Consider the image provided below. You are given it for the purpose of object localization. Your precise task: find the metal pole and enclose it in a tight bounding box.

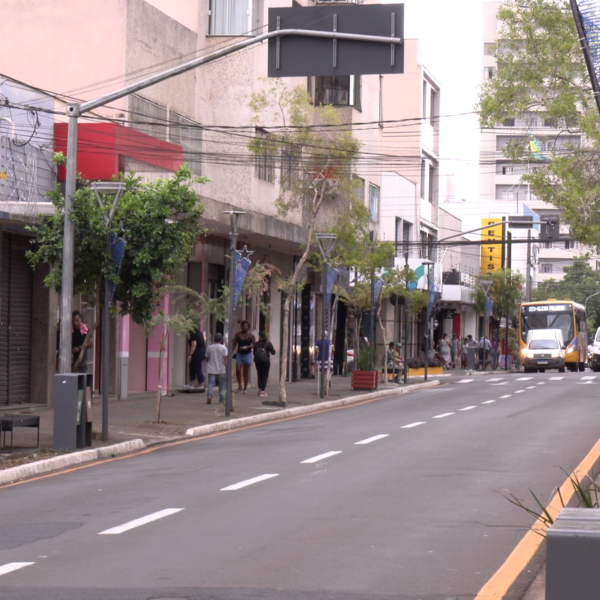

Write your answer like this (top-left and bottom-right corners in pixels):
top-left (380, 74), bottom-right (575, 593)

top-left (526, 229), bottom-right (532, 302)
top-left (225, 214), bottom-right (238, 417)
top-left (59, 114), bottom-right (78, 374)
top-left (403, 252), bottom-right (409, 385)
top-left (424, 267), bottom-right (430, 382)
top-left (320, 261), bottom-right (327, 399)
top-left (483, 306), bottom-right (488, 373)
top-left (370, 271), bottom-right (375, 371)
top-left (102, 234), bottom-right (110, 441)
top-left (393, 292), bottom-right (398, 384)
top-left (505, 312), bottom-right (510, 372)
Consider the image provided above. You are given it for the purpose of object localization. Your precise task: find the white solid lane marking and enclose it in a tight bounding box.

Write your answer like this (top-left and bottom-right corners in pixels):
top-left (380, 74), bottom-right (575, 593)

top-left (500, 394), bottom-right (512, 399)
top-left (549, 376), bottom-right (564, 381)
top-left (300, 451), bottom-right (342, 464)
top-left (0, 563), bottom-right (35, 577)
top-left (459, 406), bottom-right (477, 411)
top-left (482, 400), bottom-right (496, 404)
top-left (401, 422), bottom-right (426, 429)
top-left (516, 377), bottom-right (533, 381)
top-left (100, 508), bottom-right (184, 534)
top-left (355, 434), bottom-right (389, 445)
top-left (491, 382), bottom-right (509, 386)
top-left (582, 376), bottom-right (596, 380)
top-left (488, 378), bottom-right (503, 382)
top-left (433, 412), bottom-right (455, 419)
top-left (221, 474), bottom-right (279, 490)
top-left (458, 379), bottom-right (474, 383)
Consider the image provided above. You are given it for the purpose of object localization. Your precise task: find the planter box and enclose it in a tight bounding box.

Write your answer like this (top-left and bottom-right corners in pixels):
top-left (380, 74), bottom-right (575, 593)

top-left (408, 367), bottom-right (443, 377)
top-left (351, 370), bottom-right (379, 390)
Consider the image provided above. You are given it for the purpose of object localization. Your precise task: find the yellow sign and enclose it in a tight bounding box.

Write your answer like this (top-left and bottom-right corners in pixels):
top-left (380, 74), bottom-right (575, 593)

top-left (480, 218), bottom-right (503, 273)
top-left (0, 172), bottom-right (7, 180)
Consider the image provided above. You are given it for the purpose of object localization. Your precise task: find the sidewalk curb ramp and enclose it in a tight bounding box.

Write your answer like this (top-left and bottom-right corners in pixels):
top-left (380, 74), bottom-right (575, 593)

top-left (0, 439), bottom-right (146, 486)
top-left (185, 380), bottom-right (440, 437)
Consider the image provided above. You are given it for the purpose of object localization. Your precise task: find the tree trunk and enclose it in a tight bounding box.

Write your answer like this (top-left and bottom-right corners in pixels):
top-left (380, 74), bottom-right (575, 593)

top-left (156, 332), bottom-right (167, 423)
top-left (278, 189), bottom-right (324, 404)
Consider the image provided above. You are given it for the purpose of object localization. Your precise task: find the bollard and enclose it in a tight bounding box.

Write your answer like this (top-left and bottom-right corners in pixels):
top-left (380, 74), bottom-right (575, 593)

top-left (546, 508), bottom-right (600, 600)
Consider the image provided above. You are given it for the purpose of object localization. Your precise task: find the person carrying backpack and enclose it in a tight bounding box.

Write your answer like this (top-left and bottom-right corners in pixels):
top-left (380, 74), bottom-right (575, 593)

top-left (254, 331), bottom-right (276, 397)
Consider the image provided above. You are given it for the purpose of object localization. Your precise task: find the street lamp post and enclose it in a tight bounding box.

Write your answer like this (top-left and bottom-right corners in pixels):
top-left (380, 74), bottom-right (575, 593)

top-left (403, 252), bottom-right (409, 385)
top-left (422, 259), bottom-right (434, 382)
top-left (224, 210), bottom-right (245, 417)
top-left (316, 233), bottom-right (337, 399)
top-left (480, 279), bottom-right (492, 372)
top-left (585, 291), bottom-right (600, 310)
top-left (91, 181), bottom-right (126, 442)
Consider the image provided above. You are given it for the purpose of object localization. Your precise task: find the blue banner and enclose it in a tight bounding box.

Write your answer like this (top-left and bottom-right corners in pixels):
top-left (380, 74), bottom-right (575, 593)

top-left (232, 250), bottom-right (251, 311)
top-left (484, 297), bottom-right (494, 321)
top-left (325, 267), bottom-right (339, 331)
top-left (428, 285), bottom-right (438, 316)
top-left (108, 233), bottom-right (126, 307)
top-left (371, 279), bottom-right (384, 314)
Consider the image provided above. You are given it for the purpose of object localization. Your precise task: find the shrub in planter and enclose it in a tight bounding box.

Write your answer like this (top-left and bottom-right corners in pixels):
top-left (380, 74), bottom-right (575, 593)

top-left (407, 356), bottom-right (442, 369)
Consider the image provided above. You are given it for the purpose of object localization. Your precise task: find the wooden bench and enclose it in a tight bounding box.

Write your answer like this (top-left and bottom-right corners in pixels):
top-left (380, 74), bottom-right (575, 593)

top-left (0, 415), bottom-right (41, 453)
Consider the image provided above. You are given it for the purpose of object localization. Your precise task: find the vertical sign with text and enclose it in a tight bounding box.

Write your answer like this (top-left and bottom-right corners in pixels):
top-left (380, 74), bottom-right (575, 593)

top-left (480, 218), bottom-right (503, 273)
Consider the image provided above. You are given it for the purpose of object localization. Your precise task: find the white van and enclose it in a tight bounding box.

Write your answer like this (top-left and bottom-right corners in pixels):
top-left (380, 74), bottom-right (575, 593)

top-left (523, 329), bottom-right (566, 373)
top-left (526, 328), bottom-right (565, 348)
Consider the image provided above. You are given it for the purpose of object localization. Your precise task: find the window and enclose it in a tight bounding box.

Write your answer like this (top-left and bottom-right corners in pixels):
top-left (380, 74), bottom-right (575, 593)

top-left (169, 112), bottom-right (203, 176)
top-left (502, 166), bottom-right (514, 175)
top-left (402, 221), bottom-right (412, 256)
top-left (368, 183), bottom-right (379, 223)
top-left (420, 159), bottom-right (426, 199)
top-left (255, 129), bottom-right (275, 183)
top-left (354, 176), bottom-right (365, 203)
top-left (484, 43), bottom-right (496, 55)
top-left (484, 67), bottom-right (496, 80)
top-left (422, 80), bottom-right (427, 118)
top-left (428, 165), bottom-right (436, 204)
top-left (280, 150), bottom-right (299, 190)
top-left (540, 264), bottom-right (553, 274)
top-left (209, 0), bottom-right (251, 35)
top-left (312, 75), bottom-right (361, 109)
top-left (395, 218), bottom-right (402, 251)
top-left (565, 240), bottom-right (577, 250)
top-left (419, 231), bottom-right (428, 259)
top-left (429, 88), bottom-right (437, 125)
top-left (502, 118), bottom-right (515, 126)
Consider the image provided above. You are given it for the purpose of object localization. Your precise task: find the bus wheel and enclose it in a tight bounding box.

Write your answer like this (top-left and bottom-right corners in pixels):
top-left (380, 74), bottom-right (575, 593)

top-left (579, 362), bottom-right (586, 371)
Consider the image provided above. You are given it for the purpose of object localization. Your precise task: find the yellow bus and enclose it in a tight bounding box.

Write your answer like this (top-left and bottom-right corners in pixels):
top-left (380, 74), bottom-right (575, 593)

top-left (519, 300), bottom-right (587, 371)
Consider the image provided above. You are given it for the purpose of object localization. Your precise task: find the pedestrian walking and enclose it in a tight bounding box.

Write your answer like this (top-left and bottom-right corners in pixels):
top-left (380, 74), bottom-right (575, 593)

top-left (71, 310), bottom-right (93, 373)
top-left (205, 333), bottom-right (228, 404)
top-left (254, 331), bottom-right (276, 397)
top-left (186, 327), bottom-right (206, 390)
top-left (451, 334), bottom-right (458, 369)
top-left (233, 320), bottom-right (256, 394)
top-left (438, 333), bottom-right (451, 370)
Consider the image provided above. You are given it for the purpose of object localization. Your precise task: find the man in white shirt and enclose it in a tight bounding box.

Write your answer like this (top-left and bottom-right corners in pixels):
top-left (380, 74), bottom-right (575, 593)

top-left (205, 333), bottom-right (228, 404)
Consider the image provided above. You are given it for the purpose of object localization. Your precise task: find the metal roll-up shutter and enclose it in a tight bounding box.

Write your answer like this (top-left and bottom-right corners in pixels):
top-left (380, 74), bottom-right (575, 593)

top-left (7, 235), bottom-right (33, 404)
top-left (0, 234), bottom-right (9, 404)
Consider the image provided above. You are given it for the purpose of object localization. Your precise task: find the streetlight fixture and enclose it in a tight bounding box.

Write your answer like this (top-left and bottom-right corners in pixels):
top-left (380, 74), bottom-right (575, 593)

top-left (224, 210), bottom-right (246, 417)
top-left (585, 291), bottom-right (600, 310)
top-left (421, 258), bottom-right (435, 382)
top-left (316, 233), bottom-right (337, 399)
top-left (480, 279), bottom-right (493, 371)
top-left (91, 181), bottom-right (127, 442)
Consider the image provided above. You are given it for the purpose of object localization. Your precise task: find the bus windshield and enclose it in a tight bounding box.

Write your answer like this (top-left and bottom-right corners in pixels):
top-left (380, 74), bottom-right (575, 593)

top-left (521, 305), bottom-right (574, 344)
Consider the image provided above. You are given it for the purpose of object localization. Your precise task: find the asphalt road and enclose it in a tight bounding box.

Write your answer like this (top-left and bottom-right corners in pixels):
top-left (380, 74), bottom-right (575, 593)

top-left (1, 371), bottom-right (600, 600)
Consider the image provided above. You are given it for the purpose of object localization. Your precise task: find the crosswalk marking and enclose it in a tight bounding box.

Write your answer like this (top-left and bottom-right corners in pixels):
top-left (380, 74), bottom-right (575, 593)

top-left (516, 377), bottom-right (533, 381)
top-left (458, 379), bottom-right (474, 383)
top-left (582, 376), bottom-right (596, 380)
top-left (0, 562), bottom-right (35, 577)
top-left (549, 377), bottom-right (564, 381)
top-left (491, 382), bottom-right (508, 386)
top-left (488, 378), bottom-right (503, 382)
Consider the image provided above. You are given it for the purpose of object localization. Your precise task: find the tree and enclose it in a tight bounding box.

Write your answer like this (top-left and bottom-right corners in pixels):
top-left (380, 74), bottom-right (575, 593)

top-left (478, 0), bottom-right (600, 248)
top-left (249, 80), bottom-right (361, 404)
top-left (534, 257), bottom-right (600, 329)
top-left (472, 269), bottom-right (525, 320)
top-left (27, 164), bottom-right (206, 367)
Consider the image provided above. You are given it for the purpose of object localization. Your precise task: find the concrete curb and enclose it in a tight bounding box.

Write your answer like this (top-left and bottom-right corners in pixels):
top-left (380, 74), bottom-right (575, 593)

top-left (185, 380), bottom-right (440, 438)
top-left (0, 439), bottom-right (146, 486)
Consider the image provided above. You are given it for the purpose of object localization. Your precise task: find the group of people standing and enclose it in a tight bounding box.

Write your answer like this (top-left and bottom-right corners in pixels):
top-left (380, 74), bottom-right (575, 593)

top-left (186, 320), bottom-right (276, 403)
top-left (434, 333), bottom-right (499, 370)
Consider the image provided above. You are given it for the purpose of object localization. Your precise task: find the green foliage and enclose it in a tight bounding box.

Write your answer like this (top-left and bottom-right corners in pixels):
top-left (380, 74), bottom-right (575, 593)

top-left (27, 166), bottom-right (207, 327)
top-left (534, 257), bottom-right (600, 329)
top-left (355, 345), bottom-right (379, 371)
top-left (477, 0), bottom-right (600, 249)
top-left (472, 269), bottom-right (525, 317)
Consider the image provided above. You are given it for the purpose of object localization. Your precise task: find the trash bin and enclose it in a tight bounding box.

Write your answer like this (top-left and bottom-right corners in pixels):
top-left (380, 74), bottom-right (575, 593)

top-left (53, 373), bottom-right (93, 450)
top-left (466, 347), bottom-right (477, 371)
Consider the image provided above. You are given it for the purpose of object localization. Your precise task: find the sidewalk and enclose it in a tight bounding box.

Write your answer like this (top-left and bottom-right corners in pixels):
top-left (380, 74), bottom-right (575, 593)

top-left (0, 373), bottom-right (438, 464)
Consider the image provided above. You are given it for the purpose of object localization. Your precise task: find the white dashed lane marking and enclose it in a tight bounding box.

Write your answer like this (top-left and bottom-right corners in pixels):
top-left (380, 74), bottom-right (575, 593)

top-left (355, 434), bottom-right (389, 445)
top-left (549, 376), bottom-right (564, 381)
top-left (515, 390), bottom-right (526, 394)
top-left (500, 395), bottom-right (512, 399)
top-left (458, 379), bottom-right (474, 383)
top-left (526, 386), bottom-right (536, 390)
top-left (488, 378), bottom-right (503, 382)
top-left (582, 376), bottom-right (596, 380)
top-left (490, 382), bottom-right (509, 386)
top-left (401, 422), bottom-right (426, 429)
top-left (537, 382), bottom-right (546, 385)
top-left (432, 412), bottom-right (455, 419)
top-left (0, 563), bottom-right (35, 577)
top-left (459, 406), bottom-right (477, 411)
top-left (221, 474), bottom-right (279, 490)
top-left (482, 400), bottom-right (496, 404)
top-left (99, 508), bottom-right (184, 534)
top-left (300, 451), bottom-right (342, 464)
top-left (516, 377), bottom-right (533, 381)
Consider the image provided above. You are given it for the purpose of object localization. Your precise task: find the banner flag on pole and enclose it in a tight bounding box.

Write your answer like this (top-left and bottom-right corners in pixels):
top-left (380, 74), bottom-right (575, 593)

top-left (325, 267), bottom-right (339, 331)
top-left (371, 279), bottom-right (384, 314)
top-left (484, 297), bottom-right (494, 322)
top-left (428, 285), bottom-right (438, 316)
top-left (108, 233), bottom-right (126, 307)
top-left (232, 250), bottom-right (252, 311)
